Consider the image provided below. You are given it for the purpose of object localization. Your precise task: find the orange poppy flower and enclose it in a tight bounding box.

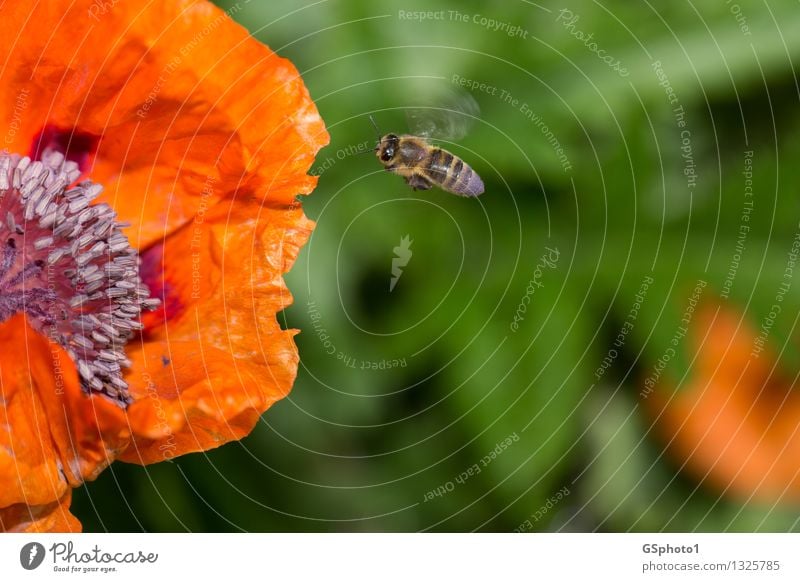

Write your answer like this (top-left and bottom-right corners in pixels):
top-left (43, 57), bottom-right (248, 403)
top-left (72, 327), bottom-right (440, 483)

top-left (646, 301), bottom-right (800, 503)
top-left (0, 0), bottom-right (328, 532)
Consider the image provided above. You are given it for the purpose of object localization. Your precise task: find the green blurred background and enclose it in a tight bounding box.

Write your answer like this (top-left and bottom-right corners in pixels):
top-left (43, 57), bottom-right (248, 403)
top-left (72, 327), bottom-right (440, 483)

top-left (74, 0), bottom-right (800, 531)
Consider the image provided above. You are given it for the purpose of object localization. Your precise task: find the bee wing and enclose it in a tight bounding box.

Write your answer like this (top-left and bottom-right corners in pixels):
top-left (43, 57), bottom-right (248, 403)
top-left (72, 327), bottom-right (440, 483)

top-left (405, 86), bottom-right (480, 141)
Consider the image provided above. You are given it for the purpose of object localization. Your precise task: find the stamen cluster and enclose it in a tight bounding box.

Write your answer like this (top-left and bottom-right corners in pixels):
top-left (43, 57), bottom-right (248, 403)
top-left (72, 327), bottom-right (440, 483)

top-left (0, 151), bottom-right (159, 406)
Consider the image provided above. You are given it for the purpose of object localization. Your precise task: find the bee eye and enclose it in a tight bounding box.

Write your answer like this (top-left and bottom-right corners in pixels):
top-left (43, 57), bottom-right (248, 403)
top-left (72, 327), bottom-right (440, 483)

top-left (381, 149), bottom-right (393, 162)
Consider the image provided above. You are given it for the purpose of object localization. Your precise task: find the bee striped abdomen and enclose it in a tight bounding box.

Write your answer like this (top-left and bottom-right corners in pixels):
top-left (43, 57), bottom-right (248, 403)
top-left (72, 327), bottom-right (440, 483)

top-left (444, 159), bottom-right (463, 191)
top-left (425, 147), bottom-right (484, 197)
top-left (376, 132), bottom-right (484, 197)
top-left (424, 148), bottom-right (452, 182)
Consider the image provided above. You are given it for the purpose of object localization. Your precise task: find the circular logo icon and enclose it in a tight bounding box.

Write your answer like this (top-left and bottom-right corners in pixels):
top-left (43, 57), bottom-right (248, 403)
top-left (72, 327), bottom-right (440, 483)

top-left (19, 542), bottom-right (46, 570)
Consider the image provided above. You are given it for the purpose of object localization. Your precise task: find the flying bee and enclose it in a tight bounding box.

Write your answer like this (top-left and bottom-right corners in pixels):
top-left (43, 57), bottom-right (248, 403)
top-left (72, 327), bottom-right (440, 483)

top-left (374, 130), bottom-right (484, 197)
top-left (371, 89), bottom-right (484, 197)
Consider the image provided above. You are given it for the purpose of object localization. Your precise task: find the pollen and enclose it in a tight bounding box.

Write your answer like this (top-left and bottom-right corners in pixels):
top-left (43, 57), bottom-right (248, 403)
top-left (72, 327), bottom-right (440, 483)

top-left (0, 150), bottom-right (159, 406)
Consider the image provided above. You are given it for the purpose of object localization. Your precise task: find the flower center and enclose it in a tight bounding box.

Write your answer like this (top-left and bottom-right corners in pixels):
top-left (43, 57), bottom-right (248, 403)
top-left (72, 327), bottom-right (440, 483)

top-left (0, 150), bottom-right (159, 407)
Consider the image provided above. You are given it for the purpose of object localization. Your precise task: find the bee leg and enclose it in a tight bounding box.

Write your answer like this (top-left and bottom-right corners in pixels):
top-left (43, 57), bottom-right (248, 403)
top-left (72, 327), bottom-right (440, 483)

top-left (405, 174), bottom-right (433, 191)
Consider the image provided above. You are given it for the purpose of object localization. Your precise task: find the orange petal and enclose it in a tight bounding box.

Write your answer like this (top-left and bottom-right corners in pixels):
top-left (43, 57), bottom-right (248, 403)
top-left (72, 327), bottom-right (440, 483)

top-left (0, 0), bottom-right (328, 249)
top-left (0, 490), bottom-right (81, 533)
top-left (647, 304), bottom-right (800, 502)
top-left (0, 0), bottom-right (328, 526)
top-left (119, 199), bottom-right (312, 463)
top-left (0, 316), bottom-right (128, 530)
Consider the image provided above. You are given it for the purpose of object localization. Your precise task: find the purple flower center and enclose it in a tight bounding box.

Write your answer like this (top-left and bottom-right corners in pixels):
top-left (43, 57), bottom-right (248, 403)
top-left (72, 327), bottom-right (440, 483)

top-left (30, 125), bottom-right (99, 173)
top-left (0, 150), bottom-right (159, 406)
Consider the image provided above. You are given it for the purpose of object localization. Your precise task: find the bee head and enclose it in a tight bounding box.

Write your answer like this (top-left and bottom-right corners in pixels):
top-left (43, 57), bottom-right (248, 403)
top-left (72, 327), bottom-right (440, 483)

top-left (376, 134), bottom-right (399, 165)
